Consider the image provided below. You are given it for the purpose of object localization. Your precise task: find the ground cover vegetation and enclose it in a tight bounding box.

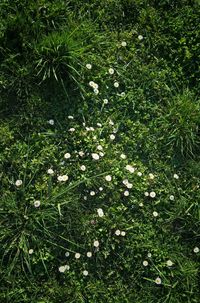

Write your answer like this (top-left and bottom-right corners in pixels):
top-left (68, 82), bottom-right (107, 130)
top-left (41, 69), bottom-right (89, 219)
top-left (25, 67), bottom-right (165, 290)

top-left (0, 0), bottom-right (200, 302)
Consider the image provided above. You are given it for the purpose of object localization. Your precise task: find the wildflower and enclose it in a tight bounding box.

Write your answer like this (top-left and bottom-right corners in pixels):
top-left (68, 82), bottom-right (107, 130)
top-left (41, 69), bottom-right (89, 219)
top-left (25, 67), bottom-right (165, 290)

top-left (92, 153), bottom-right (100, 160)
top-left (97, 208), bottom-right (104, 217)
top-left (48, 119), bottom-right (54, 125)
top-left (115, 229), bottom-right (121, 236)
top-left (65, 252), bottom-right (70, 257)
top-left (137, 172), bottom-right (142, 177)
top-left (94, 88), bottom-right (99, 95)
top-left (124, 190), bottom-right (129, 196)
top-left (149, 173), bottom-right (154, 179)
top-left (80, 165), bottom-right (86, 171)
top-left (109, 68), bottom-right (114, 75)
top-left (121, 92), bottom-right (125, 97)
top-left (68, 115), bottom-right (74, 119)
top-left (150, 191), bottom-right (156, 198)
top-left (75, 253), bottom-right (81, 259)
top-left (110, 134), bottom-right (115, 140)
top-left (103, 99), bottom-right (108, 104)
top-left (83, 270), bottom-right (89, 276)
top-left (90, 191), bottom-right (95, 196)
top-left (69, 128), bottom-right (75, 132)
top-left (114, 81), bottom-right (119, 88)
top-left (139, 202), bottom-right (144, 207)
top-left (121, 41), bottom-right (127, 47)
top-left (155, 277), bottom-right (162, 285)
top-left (166, 260), bottom-right (173, 267)
top-left (62, 175), bottom-right (69, 181)
top-left (87, 252), bottom-right (92, 258)
top-left (28, 249), bottom-right (34, 255)
top-left (93, 240), bottom-right (99, 247)
top-left (15, 179), bottom-right (23, 187)
top-left (99, 187), bottom-right (103, 191)
top-left (121, 231), bottom-right (126, 236)
top-left (47, 168), bottom-right (54, 175)
top-left (169, 195), bottom-right (174, 201)
top-left (173, 174), bottom-right (179, 179)
top-left (57, 175), bottom-right (63, 182)
top-left (86, 64), bottom-right (92, 69)
top-left (153, 211), bottom-right (158, 217)
top-left (193, 247), bottom-right (199, 253)
top-left (143, 260), bottom-right (148, 267)
top-left (64, 153), bottom-right (71, 159)
top-left (126, 182), bottom-right (133, 189)
top-left (89, 81), bottom-right (95, 87)
top-left (34, 200), bottom-right (41, 208)
top-left (144, 192), bottom-right (149, 197)
top-left (125, 164), bottom-right (135, 173)
top-left (97, 145), bottom-right (103, 151)
top-left (105, 175), bottom-right (112, 182)
top-left (84, 196), bottom-right (87, 200)
top-left (79, 151), bottom-right (85, 157)
top-left (120, 153), bottom-right (126, 159)
top-left (138, 35), bottom-right (143, 40)
top-left (97, 123), bottom-right (102, 127)
top-left (59, 265), bottom-right (70, 273)
top-left (93, 83), bottom-right (98, 89)
top-left (147, 252), bottom-right (152, 258)
top-left (123, 179), bottom-right (129, 186)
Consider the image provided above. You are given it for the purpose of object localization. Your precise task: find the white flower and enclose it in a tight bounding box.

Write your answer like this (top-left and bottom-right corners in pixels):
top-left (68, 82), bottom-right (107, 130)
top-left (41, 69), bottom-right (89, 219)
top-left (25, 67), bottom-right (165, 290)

top-left (125, 164), bottom-right (135, 173)
top-left (173, 174), bottom-right (179, 179)
top-left (153, 211), bottom-right (158, 217)
top-left (143, 260), bottom-right (148, 267)
top-left (97, 123), bottom-right (102, 127)
top-left (68, 115), bottom-right (74, 119)
top-left (64, 153), bottom-right (71, 159)
top-left (126, 183), bottom-right (133, 189)
top-left (137, 172), bottom-right (142, 177)
top-left (114, 81), bottom-right (119, 88)
top-left (34, 200), bottom-right (40, 208)
top-left (93, 240), bottom-right (99, 247)
top-left (62, 175), bottom-right (69, 181)
top-left (90, 191), bottom-right (95, 196)
top-left (93, 83), bottom-right (98, 89)
top-left (28, 249), bottom-right (34, 255)
top-left (99, 152), bottom-right (104, 157)
top-left (86, 64), bottom-right (92, 69)
top-left (139, 202), bottom-right (144, 207)
top-left (169, 195), bottom-right (174, 201)
top-left (121, 231), bottom-right (126, 236)
top-left (48, 119), bottom-right (54, 125)
top-left (150, 191), bottom-right (156, 198)
top-left (105, 175), bottom-right (112, 182)
top-left (147, 252), bottom-right (152, 258)
top-left (124, 190), bottom-right (129, 196)
top-left (83, 196), bottom-right (87, 200)
top-left (79, 151), bottom-right (85, 157)
top-left (166, 260), bottom-right (173, 267)
top-left (122, 179), bottom-right (129, 186)
top-left (121, 41), bottom-right (127, 47)
top-left (69, 128), bottom-right (75, 132)
top-left (109, 68), bottom-right (114, 75)
top-left (110, 134), bottom-right (115, 140)
top-left (87, 252), bottom-right (92, 258)
top-left (89, 81), bottom-right (95, 87)
top-left (57, 175), bottom-right (63, 182)
top-left (155, 277), bottom-right (162, 285)
top-left (138, 35), bottom-right (143, 40)
top-left (80, 165), bottom-right (86, 171)
top-left (65, 252), bottom-right (70, 257)
top-left (97, 145), bottom-right (103, 151)
top-left (99, 187), bottom-right (103, 191)
top-left (193, 247), bottom-right (199, 253)
top-left (121, 92), bottom-right (125, 97)
top-left (75, 253), bottom-right (81, 259)
top-left (83, 270), bottom-right (89, 276)
top-left (47, 168), bottom-right (54, 175)
top-left (103, 99), bottom-right (108, 104)
top-left (59, 265), bottom-right (70, 273)
top-left (120, 153), bottom-right (126, 159)
top-left (115, 229), bottom-right (121, 236)
top-left (149, 173), bottom-right (154, 179)
top-left (144, 192), bottom-right (149, 197)
top-left (97, 208), bottom-right (104, 217)
top-left (94, 88), bottom-right (99, 95)
top-left (15, 179), bottom-right (23, 187)
top-left (92, 153), bottom-right (100, 160)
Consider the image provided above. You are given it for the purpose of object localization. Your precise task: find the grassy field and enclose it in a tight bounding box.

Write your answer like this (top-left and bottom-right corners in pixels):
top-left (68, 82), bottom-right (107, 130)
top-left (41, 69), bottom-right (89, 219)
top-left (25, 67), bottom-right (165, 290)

top-left (0, 1), bottom-right (200, 302)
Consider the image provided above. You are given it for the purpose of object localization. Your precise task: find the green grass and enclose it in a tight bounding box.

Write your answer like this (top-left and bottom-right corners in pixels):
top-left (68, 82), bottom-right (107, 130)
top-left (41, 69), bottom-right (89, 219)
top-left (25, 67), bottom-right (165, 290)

top-left (0, 1), bottom-right (200, 302)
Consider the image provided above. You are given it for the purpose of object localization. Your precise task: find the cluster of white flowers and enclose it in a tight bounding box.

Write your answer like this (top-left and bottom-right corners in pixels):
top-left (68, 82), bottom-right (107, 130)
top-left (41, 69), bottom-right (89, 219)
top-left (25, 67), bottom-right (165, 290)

top-left (89, 81), bottom-right (99, 94)
top-left (115, 229), bottom-right (126, 236)
top-left (91, 153), bottom-right (100, 160)
top-left (125, 164), bottom-right (135, 173)
top-left (59, 265), bottom-right (70, 273)
top-left (57, 175), bottom-right (69, 182)
top-left (97, 208), bottom-right (104, 217)
top-left (122, 179), bottom-right (133, 189)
